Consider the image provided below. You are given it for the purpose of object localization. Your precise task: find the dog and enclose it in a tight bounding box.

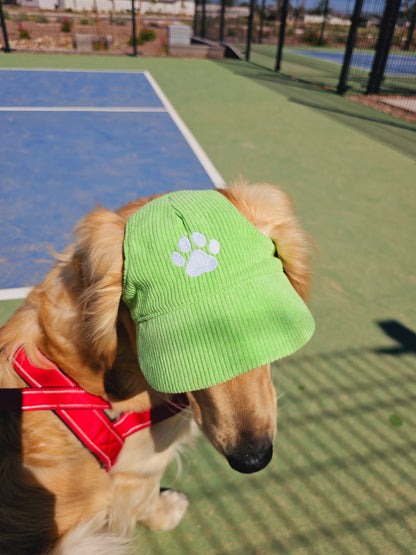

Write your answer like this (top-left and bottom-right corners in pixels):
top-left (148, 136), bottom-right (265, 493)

top-left (0, 181), bottom-right (313, 554)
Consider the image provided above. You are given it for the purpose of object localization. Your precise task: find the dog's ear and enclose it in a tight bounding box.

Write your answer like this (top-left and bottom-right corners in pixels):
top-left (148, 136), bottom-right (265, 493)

top-left (72, 196), bottom-right (163, 370)
top-left (220, 182), bottom-right (313, 301)
top-left (73, 207), bottom-right (126, 368)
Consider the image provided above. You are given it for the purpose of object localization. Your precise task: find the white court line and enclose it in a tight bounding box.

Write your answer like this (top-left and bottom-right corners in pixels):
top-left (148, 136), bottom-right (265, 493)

top-left (0, 107), bottom-right (167, 112)
top-left (0, 69), bottom-right (225, 187)
top-left (144, 71), bottom-right (225, 189)
top-left (0, 68), bottom-right (151, 74)
top-left (0, 287), bottom-right (32, 301)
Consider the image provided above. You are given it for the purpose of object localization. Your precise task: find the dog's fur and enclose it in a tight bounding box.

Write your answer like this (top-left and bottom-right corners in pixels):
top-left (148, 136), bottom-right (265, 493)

top-left (0, 182), bottom-right (312, 554)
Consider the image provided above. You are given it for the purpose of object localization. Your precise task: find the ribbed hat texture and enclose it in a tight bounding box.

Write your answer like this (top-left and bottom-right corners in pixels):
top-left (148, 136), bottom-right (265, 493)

top-left (122, 190), bottom-right (315, 393)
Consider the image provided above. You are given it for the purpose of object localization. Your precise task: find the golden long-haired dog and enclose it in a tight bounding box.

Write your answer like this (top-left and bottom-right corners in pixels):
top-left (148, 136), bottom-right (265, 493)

top-left (0, 182), bottom-right (312, 554)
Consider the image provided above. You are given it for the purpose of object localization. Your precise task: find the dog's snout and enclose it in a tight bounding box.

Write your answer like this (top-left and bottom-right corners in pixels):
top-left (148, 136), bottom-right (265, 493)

top-left (226, 442), bottom-right (273, 474)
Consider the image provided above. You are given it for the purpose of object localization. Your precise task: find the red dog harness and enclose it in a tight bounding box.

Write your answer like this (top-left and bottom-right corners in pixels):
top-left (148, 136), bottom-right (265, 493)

top-left (0, 349), bottom-right (188, 471)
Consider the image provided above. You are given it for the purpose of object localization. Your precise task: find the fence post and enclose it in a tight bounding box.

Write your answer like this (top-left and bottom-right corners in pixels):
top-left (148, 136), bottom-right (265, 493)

top-left (337, 0), bottom-right (363, 94)
top-left (193, 0), bottom-right (198, 36)
top-left (318, 0), bottom-right (329, 46)
top-left (131, 0), bottom-right (137, 55)
top-left (0, 0), bottom-right (11, 52)
top-left (200, 0), bottom-right (206, 38)
top-left (259, 0), bottom-right (266, 44)
top-left (367, 0), bottom-right (401, 94)
top-left (245, 0), bottom-right (255, 61)
top-left (275, 0), bottom-right (289, 71)
top-left (219, 0), bottom-right (226, 42)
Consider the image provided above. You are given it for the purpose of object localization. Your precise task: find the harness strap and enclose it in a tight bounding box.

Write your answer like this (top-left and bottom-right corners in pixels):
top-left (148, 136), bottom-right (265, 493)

top-left (4, 348), bottom-right (188, 471)
top-left (0, 387), bottom-right (111, 411)
top-left (113, 400), bottom-right (188, 439)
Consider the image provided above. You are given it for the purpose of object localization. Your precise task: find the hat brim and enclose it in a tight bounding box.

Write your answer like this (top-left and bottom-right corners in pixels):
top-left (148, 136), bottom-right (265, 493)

top-left (136, 269), bottom-right (315, 393)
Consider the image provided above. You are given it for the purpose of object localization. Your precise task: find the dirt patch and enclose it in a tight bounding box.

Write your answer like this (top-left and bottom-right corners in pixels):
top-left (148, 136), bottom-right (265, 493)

top-left (349, 94), bottom-right (416, 124)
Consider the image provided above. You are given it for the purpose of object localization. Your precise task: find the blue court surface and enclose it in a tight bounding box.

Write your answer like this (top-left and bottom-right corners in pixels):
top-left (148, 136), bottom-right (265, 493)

top-left (292, 49), bottom-right (416, 76)
top-left (0, 69), bottom-right (223, 295)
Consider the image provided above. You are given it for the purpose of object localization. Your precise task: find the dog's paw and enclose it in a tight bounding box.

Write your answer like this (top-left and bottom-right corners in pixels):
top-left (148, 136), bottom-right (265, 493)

top-left (172, 232), bottom-right (220, 278)
top-left (143, 489), bottom-right (189, 531)
top-left (158, 489), bottom-right (189, 531)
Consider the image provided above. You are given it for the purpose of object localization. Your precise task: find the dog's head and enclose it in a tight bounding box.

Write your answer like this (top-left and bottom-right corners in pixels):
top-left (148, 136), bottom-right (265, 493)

top-left (67, 183), bottom-right (313, 473)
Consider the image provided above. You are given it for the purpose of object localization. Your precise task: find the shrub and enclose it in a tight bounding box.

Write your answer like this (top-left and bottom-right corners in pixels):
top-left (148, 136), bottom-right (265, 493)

top-left (127, 35), bottom-right (146, 46)
top-left (61, 17), bottom-right (72, 33)
top-left (139, 28), bottom-right (156, 42)
top-left (302, 25), bottom-right (328, 46)
top-left (12, 12), bottom-right (28, 22)
top-left (17, 22), bottom-right (30, 39)
top-left (127, 28), bottom-right (156, 47)
top-left (92, 36), bottom-right (110, 50)
top-left (35, 14), bottom-right (49, 23)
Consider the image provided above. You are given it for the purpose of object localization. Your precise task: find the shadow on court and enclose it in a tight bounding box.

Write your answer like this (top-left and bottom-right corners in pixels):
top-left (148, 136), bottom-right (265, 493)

top-left (138, 331), bottom-right (416, 554)
top-left (376, 320), bottom-right (416, 355)
top-left (214, 60), bottom-right (416, 160)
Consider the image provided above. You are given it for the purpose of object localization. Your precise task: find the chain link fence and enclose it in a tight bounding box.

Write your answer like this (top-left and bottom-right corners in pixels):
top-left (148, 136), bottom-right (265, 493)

top-left (1, 0), bottom-right (415, 119)
top-left (347, 0), bottom-right (416, 94)
top-left (0, 0), bottom-right (194, 55)
top-left (191, 0), bottom-right (415, 119)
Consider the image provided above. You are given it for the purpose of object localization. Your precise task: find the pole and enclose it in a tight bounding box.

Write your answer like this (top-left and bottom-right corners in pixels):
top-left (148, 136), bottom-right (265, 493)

top-left (0, 0), bottom-right (11, 52)
top-left (219, 0), bottom-right (226, 42)
top-left (337, 0), bottom-right (364, 94)
top-left (245, 0), bottom-right (255, 61)
top-left (201, 0), bottom-right (206, 39)
top-left (131, 0), bottom-right (137, 56)
top-left (259, 0), bottom-right (266, 44)
top-left (275, 0), bottom-right (289, 71)
top-left (318, 0), bottom-right (329, 46)
top-left (136, 0), bottom-right (142, 43)
top-left (193, 0), bottom-right (198, 35)
top-left (367, 0), bottom-right (401, 94)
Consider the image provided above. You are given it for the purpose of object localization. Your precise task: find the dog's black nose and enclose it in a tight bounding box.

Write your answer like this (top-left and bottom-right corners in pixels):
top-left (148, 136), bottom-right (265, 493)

top-left (226, 443), bottom-right (273, 474)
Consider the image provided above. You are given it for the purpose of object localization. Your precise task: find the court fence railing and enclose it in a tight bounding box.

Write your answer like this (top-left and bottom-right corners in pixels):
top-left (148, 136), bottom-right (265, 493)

top-left (1, 0), bottom-right (415, 111)
top-left (0, 0), bottom-right (195, 57)
top-left (193, 0), bottom-right (415, 112)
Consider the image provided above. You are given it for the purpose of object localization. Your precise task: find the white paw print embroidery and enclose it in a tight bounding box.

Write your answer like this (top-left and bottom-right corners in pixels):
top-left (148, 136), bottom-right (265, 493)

top-left (172, 232), bottom-right (220, 277)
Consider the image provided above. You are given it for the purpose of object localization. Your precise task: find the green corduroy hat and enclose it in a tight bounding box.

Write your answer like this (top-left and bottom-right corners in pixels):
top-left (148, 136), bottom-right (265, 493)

top-left (122, 189), bottom-right (314, 393)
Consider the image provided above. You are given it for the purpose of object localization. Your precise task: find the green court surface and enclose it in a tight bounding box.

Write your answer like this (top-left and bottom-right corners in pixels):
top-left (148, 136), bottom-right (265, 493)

top-left (246, 44), bottom-right (416, 96)
top-left (1, 53), bottom-right (415, 554)
top-left (248, 44), bottom-right (350, 91)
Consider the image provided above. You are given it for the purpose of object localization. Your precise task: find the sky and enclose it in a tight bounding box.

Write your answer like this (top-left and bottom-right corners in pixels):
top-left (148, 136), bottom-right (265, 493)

top-left (236, 0), bottom-right (387, 14)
